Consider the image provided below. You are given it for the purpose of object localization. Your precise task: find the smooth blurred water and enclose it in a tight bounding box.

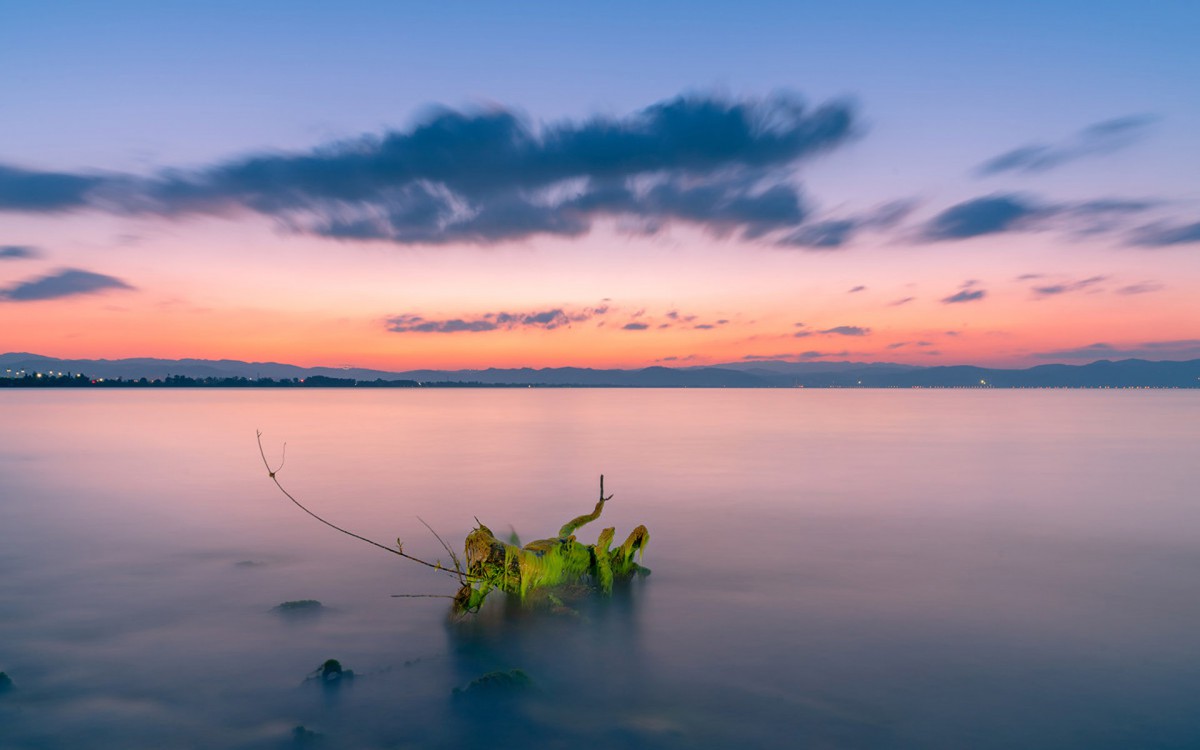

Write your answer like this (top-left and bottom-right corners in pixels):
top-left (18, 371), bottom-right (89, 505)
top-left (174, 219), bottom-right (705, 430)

top-left (1, 389), bottom-right (1198, 749)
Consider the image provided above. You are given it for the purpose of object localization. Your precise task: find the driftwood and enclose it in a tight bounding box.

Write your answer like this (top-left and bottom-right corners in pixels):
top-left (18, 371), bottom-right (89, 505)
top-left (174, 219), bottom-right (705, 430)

top-left (257, 432), bottom-right (649, 614)
top-left (454, 477), bottom-right (650, 612)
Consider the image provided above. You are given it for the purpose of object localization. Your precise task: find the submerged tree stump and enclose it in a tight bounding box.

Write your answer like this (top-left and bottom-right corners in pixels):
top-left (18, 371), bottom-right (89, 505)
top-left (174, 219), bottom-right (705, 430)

top-left (455, 490), bottom-right (650, 612)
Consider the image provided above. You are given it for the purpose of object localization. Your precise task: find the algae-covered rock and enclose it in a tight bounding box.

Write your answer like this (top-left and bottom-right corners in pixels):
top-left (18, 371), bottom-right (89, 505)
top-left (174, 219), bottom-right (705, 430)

top-left (274, 599), bottom-right (323, 614)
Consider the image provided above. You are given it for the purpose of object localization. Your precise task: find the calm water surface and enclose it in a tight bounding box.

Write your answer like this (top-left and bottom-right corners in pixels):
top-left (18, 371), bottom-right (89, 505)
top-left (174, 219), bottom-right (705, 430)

top-left (1, 389), bottom-right (1198, 749)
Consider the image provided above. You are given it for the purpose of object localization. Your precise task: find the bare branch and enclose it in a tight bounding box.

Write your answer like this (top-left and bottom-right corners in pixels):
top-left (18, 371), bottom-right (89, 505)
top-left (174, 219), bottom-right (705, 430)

top-left (256, 431), bottom-right (470, 580)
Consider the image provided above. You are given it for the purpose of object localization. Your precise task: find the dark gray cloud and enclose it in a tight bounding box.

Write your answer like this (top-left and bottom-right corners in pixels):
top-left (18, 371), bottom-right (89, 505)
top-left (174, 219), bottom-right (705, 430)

top-left (976, 115), bottom-right (1157, 176)
top-left (1128, 220), bottom-right (1200, 247)
top-left (0, 165), bottom-right (104, 212)
top-left (0, 91), bottom-right (858, 246)
top-left (386, 305), bottom-right (607, 333)
top-left (1, 268), bottom-right (135, 301)
top-left (778, 199), bottom-right (915, 249)
top-left (0, 245), bottom-right (40, 260)
top-left (920, 193), bottom-right (1154, 241)
top-left (922, 195), bottom-right (1045, 240)
top-left (799, 349), bottom-right (850, 359)
top-left (848, 285), bottom-right (866, 293)
top-left (1030, 275), bottom-right (1106, 297)
top-left (1034, 340), bottom-right (1200, 360)
top-left (622, 322), bottom-right (650, 331)
top-left (942, 289), bottom-right (986, 304)
top-left (819, 325), bottom-right (871, 336)
top-left (888, 296), bottom-right (915, 306)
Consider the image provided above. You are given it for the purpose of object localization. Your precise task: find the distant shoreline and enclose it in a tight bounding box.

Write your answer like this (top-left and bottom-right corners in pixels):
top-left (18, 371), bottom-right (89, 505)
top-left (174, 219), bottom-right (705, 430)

top-left (3, 353), bottom-right (1199, 389)
top-left (0, 375), bottom-right (1194, 390)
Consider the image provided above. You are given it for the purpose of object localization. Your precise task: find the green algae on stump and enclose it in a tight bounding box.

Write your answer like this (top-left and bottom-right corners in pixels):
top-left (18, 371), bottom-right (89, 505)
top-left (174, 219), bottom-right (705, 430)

top-left (454, 485), bottom-right (650, 614)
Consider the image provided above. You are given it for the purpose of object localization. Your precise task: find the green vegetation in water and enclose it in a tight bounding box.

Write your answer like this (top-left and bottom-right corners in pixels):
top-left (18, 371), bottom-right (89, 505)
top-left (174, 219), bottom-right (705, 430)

top-left (453, 478), bottom-right (650, 614)
top-left (257, 432), bottom-right (650, 615)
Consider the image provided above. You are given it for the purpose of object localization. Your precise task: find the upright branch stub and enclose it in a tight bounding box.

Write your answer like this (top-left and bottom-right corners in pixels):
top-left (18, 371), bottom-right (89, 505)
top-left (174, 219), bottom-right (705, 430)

top-left (557, 474), bottom-right (613, 539)
top-left (255, 430), bottom-right (468, 580)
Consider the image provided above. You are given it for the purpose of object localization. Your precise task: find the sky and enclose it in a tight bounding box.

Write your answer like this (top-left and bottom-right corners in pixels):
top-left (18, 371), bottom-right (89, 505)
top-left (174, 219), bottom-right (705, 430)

top-left (2, 0), bottom-right (1198, 370)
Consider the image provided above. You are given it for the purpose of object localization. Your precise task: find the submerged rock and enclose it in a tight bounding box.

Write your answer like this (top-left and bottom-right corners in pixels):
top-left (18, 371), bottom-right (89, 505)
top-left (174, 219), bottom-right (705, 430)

top-left (453, 669), bottom-right (534, 698)
top-left (0, 671), bottom-right (12, 694)
top-left (290, 725), bottom-right (323, 746)
top-left (308, 659), bottom-right (354, 687)
top-left (274, 599), bottom-right (323, 614)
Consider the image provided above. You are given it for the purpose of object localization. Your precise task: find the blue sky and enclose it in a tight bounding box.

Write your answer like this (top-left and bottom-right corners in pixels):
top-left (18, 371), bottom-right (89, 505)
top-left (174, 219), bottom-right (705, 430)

top-left (1, 1), bottom-right (1197, 368)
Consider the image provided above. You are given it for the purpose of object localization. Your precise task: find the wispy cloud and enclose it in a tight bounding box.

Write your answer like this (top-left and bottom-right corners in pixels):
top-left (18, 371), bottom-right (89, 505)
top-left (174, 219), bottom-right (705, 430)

top-left (1030, 275), bottom-right (1107, 297)
top-left (942, 289), bottom-right (986, 303)
top-left (819, 325), bottom-right (871, 336)
top-left (0, 268), bottom-right (135, 301)
top-left (1128, 220), bottom-right (1200, 247)
top-left (0, 244), bottom-right (40, 260)
top-left (976, 115), bottom-right (1157, 176)
top-left (1115, 282), bottom-right (1164, 295)
top-left (778, 199), bottom-right (915, 249)
top-left (0, 91), bottom-right (859, 246)
top-left (919, 193), bottom-right (1154, 241)
top-left (386, 305), bottom-right (608, 333)
top-left (941, 280), bottom-right (987, 304)
top-left (1035, 340), bottom-right (1200, 360)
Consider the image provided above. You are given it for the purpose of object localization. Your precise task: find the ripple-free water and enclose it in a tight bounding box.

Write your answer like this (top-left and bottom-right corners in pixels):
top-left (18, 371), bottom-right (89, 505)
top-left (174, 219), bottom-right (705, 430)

top-left (1, 389), bottom-right (1198, 749)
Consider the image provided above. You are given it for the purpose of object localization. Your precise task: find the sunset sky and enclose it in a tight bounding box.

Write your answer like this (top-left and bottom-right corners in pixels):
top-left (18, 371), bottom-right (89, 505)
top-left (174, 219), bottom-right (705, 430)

top-left (2, 1), bottom-right (1198, 370)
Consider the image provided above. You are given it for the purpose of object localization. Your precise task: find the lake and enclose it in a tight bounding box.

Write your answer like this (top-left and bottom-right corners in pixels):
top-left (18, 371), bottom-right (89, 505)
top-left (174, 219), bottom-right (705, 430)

top-left (1, 389), bottom-right (1199, 749)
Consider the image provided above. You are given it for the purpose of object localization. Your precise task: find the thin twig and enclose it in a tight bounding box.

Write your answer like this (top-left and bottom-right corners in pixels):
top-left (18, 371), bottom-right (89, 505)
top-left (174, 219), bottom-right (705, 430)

top-left (256, 430), bottom-right (471, 580)
top-left (390, 594), bottom-right (457, 599)
top-left (417, 516), bottom-right (465, 584)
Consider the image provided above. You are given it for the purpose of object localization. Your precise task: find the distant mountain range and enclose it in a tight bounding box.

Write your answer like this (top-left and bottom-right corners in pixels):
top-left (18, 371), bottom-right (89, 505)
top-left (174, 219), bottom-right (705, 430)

top-left (3, 352), bottom-right (1199, 388)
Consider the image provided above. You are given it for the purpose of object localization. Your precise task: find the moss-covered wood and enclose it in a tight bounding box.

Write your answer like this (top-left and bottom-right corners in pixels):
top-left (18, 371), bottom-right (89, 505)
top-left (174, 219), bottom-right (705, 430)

top-left (454, 485), bottom-right (650, 613)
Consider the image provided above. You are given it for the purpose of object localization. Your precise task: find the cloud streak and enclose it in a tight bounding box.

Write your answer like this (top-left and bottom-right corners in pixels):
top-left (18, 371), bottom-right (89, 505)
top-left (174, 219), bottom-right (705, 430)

top-left (1030, 275), bottom-right (1106, 297)
top-left (919, 193), bottom-right (1155, 241)
top-left (778, 199), bottom-right (915, 249)
top-left (976, 115), bottom-right (1157, 176)
top-left (1035, 340), bottom-right (1200, 361)
top-left (819, 325), bottom-right (871, 336)
top-left (1128, 220), bottom-right (1200, 247)
top-left (0, 245), bottom-right (40, 260)
top-left (386, 305), bottom-right (608, 333)
top-left (1, 268), bottom-right (135, 301)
